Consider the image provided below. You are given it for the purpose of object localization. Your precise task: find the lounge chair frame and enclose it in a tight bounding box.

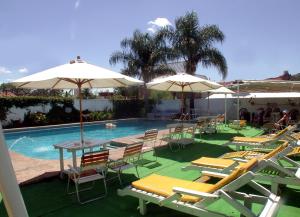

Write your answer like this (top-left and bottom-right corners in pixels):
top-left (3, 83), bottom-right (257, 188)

top-left (118, 172), bottom-right (280, 217)
top-left (224, 125), bottom-right (295, 151)
top-left (184, 142), bottom-right (300, 193)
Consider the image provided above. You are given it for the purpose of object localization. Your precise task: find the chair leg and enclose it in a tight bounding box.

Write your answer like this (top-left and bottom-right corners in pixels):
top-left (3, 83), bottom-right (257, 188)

top-left (153, 141), bottom-right (158, 161)
top-left (169, 142), bottom-right (180, 152)
top-left (135, 165), bottom-right (140, 178)
top-left (117, 169), bottom-right (123, 186)
top-left (75, 179), bottom-right (107, 204)
top-left (67, 175), bottom-right (71, 193)
top-left (103, 179), bottom-right (108, 196)
top-left (139, 198), bottom-right (147, 215)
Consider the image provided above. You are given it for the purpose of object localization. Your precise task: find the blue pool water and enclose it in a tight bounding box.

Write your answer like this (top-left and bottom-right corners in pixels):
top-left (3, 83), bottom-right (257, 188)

top-left (4, 119), bottom-right (173, 160)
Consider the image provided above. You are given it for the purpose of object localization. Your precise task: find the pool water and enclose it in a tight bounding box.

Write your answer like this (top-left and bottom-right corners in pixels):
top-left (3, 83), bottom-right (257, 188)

top-left (4, 119), bottom-right (173, 160)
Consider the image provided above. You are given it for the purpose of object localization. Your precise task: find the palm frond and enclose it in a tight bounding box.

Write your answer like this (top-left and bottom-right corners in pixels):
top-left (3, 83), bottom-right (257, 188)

top-left (201, 48), bottom-right (228, 79)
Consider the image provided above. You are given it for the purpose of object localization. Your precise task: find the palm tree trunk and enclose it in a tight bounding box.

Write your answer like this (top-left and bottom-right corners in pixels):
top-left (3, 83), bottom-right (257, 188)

top-left (185, 61), bottom-right (197, 116)
top-left (143, 83), bottom-right (149, 117)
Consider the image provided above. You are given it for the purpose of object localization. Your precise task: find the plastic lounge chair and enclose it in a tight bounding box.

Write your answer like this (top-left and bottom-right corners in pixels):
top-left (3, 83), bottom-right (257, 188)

top-left (108, 142), bottom-right (143, 186)
top-left (118, 159), bottom-right (280, 217)
top-left (179, 126), bottom-right (195, 148)
top-left (222, 134), bottom-right (300, 159)
top-left (160, 125), bottom-right (183, 152)
top-left (225, 125), bottom-right (295, 151)
top-left (67, 150), bottom-right (109, 204)
top-left (228, 119), bottom-right (247, 131)
top-left (184, 141), bottom-right (300, 193)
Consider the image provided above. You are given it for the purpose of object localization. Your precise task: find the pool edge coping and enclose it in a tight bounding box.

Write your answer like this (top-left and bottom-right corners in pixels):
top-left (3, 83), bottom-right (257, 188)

top-left (3, 117), bottom-right (148, 133)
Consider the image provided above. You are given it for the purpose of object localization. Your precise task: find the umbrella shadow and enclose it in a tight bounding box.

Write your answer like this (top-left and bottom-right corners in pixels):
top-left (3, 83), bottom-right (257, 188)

top-left (198, 132), bottom-right (243, 142)
top-left (155, 142), bottom-right (233, 163)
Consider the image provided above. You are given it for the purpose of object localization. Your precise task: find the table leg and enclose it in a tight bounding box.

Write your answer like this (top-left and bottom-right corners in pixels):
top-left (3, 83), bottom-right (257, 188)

top-left (58, 148), bottom-right (64, 178)
top-left (72, 151), bottom-right (77, 168)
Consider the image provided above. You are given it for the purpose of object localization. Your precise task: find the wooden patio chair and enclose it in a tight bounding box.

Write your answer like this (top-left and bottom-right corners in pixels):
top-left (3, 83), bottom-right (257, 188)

top-left (141, 129), bottom-right (158, 160)
top-left (108, 142), bottom-right (143, 186)
top-left (67, 149), bottom-right (109, 204)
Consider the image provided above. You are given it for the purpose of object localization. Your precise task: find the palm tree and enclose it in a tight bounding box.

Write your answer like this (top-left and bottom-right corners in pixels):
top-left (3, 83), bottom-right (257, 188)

top-left (109, 30), bottom-right (174, 113)
top-left (165, 11), bottom-right (227, 77)
top-left (163, 11), bottom-right (228, 111)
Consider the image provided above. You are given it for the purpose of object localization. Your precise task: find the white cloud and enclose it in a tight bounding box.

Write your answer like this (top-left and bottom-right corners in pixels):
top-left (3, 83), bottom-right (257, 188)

top-left (74, 0), bottom-right (80, 10)
top-left (147, 17), bottom-right (172, 33)
top-left (18, 67), bottom-right (28, 73)
top-left (0, 66), bottom-right (12, 74)
top-left (148, 18), bottom-right (172, 27)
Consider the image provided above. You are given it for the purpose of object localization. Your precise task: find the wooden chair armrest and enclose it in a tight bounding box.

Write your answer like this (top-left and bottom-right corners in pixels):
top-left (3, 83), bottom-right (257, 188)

top-left (173, 187), bottom-right (219, 199)
top-left (68, 165), bottom-right (80, 175)
top-left (201, 170), bottom-right (229, 178)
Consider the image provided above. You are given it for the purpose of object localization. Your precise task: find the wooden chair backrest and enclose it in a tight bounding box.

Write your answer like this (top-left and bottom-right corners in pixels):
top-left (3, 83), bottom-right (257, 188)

top-left (124, 142), bottom-right (143, 159)
top-left (80, 150), bottom-right (109, 171)
top-left (144, 129), bottom-right (158, 141)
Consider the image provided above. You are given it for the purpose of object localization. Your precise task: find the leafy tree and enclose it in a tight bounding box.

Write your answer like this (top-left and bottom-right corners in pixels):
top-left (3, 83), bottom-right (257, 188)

top-left (109, 30), bottom-right (175, 113)
top-left (29, 89), bottom-right (63, 97)
top-left (0, 83), bottom-right (31, 96)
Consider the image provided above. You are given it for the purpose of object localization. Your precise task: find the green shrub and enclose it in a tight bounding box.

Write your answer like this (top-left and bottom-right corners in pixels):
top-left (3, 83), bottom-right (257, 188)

top-left (23, 112), bottom-right (48, 126)
top-left (46, 105), bottom-right (79, 124)
top-left (89, 109), bottom-right (113, 121)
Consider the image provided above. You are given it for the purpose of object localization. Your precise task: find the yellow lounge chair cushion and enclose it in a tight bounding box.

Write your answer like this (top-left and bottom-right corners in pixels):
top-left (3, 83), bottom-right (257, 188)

top-left (222, 151), bottom-right (259, 159)
top-left (232, 136), bottom-right (272, 143)
top-left (192, 157), bottom-right (240, 169)
top-left (192, 157), bottom-right (257, 172)
top-left (132, 174), bottom-right (215, 202)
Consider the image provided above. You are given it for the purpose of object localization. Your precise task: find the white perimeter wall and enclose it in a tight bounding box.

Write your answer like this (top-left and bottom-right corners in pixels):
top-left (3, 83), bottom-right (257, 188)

top-left (73, 99), bottom-right (112, 111)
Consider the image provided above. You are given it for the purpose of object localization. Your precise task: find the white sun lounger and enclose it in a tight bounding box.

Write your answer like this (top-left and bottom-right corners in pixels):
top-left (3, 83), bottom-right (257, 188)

top-left (118, 159), bottom-right (280, 217)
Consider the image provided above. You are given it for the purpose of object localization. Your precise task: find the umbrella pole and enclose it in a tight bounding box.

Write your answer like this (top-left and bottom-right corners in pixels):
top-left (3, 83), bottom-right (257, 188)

top-left (78, 85), bottom-right (84, 146)
top-left (237, 82), bottom-right (240, 120)
top-left (207, 92), bottom-right (210, 115)
top-left (181, 86), bottom-right (184, 115)
top-left (225, 94), bottom-right (227, 125)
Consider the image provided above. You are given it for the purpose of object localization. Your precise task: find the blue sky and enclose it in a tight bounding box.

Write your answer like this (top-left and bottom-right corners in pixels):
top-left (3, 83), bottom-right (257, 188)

top-left (0, 0), bottom-right (300, 83)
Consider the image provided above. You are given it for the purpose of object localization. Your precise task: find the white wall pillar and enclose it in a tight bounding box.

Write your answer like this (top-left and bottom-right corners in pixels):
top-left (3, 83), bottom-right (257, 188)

top-left (0, 123), bottom-right (28, 217)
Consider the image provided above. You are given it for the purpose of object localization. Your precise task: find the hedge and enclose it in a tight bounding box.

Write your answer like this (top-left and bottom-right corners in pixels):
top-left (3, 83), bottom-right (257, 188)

top-left (0, 96), bottom-right (74, 120)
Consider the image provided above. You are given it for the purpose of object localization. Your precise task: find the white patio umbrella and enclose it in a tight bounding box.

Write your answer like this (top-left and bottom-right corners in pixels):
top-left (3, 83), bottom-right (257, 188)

top-left (208, 87), bottom-right (235, 124)
top-left (12, 57), bottom-right (143, 144)
top-left (147, 73), bottom-right (222, 114)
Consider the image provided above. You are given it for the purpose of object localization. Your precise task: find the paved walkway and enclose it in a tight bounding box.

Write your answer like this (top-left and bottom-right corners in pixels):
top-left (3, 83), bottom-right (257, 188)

top-left (10, 129), bottom-right (170, 185)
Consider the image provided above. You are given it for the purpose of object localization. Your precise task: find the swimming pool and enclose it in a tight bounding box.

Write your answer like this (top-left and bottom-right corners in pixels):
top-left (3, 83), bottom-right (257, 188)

top-left (4, 119), bottom-right (173, 160)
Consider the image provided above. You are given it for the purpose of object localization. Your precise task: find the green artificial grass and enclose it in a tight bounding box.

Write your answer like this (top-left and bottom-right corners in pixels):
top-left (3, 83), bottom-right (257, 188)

top-left (1, 125), bottom-right (299, 217)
